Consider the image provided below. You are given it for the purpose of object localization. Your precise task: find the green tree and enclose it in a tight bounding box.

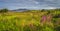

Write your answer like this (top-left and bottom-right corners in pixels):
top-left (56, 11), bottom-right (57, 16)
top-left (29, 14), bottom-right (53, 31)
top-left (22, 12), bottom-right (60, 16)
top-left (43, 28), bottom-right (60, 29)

top-left (41, 9), bottom-right (45, 12)
top-left (0, 8), bottom-right (8, 13)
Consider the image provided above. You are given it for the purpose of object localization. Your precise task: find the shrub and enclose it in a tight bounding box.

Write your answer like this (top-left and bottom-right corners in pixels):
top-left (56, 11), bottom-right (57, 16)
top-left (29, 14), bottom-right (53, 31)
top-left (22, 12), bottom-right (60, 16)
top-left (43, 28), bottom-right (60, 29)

top-left (41, 9), bottom-right (44, 12)
top-left (55, 26), bottom-right (60, 31)
top-left (0, 9), bottom-right (8, 13)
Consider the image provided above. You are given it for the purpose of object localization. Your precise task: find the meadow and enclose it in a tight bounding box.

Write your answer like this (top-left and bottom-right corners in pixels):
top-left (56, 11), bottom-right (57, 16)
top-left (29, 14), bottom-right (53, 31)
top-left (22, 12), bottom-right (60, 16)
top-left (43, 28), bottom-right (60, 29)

top-left (0, 9), bottom-right (60, 31)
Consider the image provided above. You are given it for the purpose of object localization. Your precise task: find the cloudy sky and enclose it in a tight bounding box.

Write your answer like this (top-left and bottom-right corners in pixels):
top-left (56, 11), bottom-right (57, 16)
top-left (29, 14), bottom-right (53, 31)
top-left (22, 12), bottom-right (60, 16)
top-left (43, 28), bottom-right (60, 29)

top-left (0, 0), bottom-right (60, 10)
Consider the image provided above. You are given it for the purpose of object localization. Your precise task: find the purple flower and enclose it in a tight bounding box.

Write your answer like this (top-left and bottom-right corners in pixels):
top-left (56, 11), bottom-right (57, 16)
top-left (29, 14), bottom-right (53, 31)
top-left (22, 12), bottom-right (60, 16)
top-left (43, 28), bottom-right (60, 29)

top-left (41, 16), bottom-right (47, 23)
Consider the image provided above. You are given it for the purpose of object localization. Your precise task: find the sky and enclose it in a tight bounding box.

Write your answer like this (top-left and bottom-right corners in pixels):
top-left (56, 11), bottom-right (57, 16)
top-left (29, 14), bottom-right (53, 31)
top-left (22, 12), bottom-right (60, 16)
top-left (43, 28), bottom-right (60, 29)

top-left (0, 0), bottom-right (60, 10)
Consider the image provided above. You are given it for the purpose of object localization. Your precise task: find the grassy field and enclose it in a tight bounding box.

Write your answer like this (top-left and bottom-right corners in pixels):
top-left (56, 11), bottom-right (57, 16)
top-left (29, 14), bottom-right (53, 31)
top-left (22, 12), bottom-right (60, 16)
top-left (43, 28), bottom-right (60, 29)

top-left (0, 9), bottom-right (60, 31)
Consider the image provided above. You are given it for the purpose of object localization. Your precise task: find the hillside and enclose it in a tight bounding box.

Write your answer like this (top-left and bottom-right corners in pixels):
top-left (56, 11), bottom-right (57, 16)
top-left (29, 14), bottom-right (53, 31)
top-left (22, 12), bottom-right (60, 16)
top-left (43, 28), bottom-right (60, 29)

top-left (0, 9), bottom-right (60, 31)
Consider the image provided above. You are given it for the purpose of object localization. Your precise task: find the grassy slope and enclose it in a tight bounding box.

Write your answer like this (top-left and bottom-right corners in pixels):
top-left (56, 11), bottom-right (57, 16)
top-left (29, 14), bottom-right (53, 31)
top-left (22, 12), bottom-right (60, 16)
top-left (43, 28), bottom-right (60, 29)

top-left (0, 10), bottom-right (60, 31)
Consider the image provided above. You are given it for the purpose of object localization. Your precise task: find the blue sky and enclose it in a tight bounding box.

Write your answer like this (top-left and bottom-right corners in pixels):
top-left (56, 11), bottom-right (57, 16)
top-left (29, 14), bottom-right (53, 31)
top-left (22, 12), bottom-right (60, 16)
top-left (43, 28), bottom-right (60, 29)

top-left (0, 0), bottom-right (60, 10)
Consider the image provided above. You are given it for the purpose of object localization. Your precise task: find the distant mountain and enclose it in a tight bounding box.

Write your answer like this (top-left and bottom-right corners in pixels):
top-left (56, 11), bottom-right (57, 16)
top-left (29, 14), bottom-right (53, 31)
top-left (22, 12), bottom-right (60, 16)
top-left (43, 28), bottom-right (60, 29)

top-left (11, 9), bottom-right (29, 12)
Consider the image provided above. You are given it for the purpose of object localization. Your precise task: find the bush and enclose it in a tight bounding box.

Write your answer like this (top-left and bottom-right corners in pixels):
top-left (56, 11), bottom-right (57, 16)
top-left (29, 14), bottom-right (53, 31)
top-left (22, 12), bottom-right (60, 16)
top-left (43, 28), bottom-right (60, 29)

top-left (55, 26), bottom-right (60, 31)
top-left (41, 9), bottom-right (45, 12)
top-left (0, 9), bottom-right (8, 13)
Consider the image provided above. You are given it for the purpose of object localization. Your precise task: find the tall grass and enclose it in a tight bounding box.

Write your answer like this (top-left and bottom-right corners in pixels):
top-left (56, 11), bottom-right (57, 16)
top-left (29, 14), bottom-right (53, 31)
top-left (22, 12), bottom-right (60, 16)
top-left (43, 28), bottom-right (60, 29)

top-left (0, 9), bottom-right (60, 31)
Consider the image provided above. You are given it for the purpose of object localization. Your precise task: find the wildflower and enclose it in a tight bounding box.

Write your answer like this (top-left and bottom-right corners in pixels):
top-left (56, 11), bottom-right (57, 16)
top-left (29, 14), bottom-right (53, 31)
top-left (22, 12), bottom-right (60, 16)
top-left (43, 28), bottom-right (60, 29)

top-left (41, 15), bottom-right (47, 23)
top-left (47, 14), bottom-right (52, 22)
top-left (40, 15), bottom-right (47, 26)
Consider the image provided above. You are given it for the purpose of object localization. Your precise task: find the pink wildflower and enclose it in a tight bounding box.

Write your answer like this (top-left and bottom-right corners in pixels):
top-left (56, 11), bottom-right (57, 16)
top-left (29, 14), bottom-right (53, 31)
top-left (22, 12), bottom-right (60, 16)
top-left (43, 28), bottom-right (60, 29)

top-left (47, 15), bottom-right (52, 22)
top-left (41, 16), bottom-right (47, 23)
